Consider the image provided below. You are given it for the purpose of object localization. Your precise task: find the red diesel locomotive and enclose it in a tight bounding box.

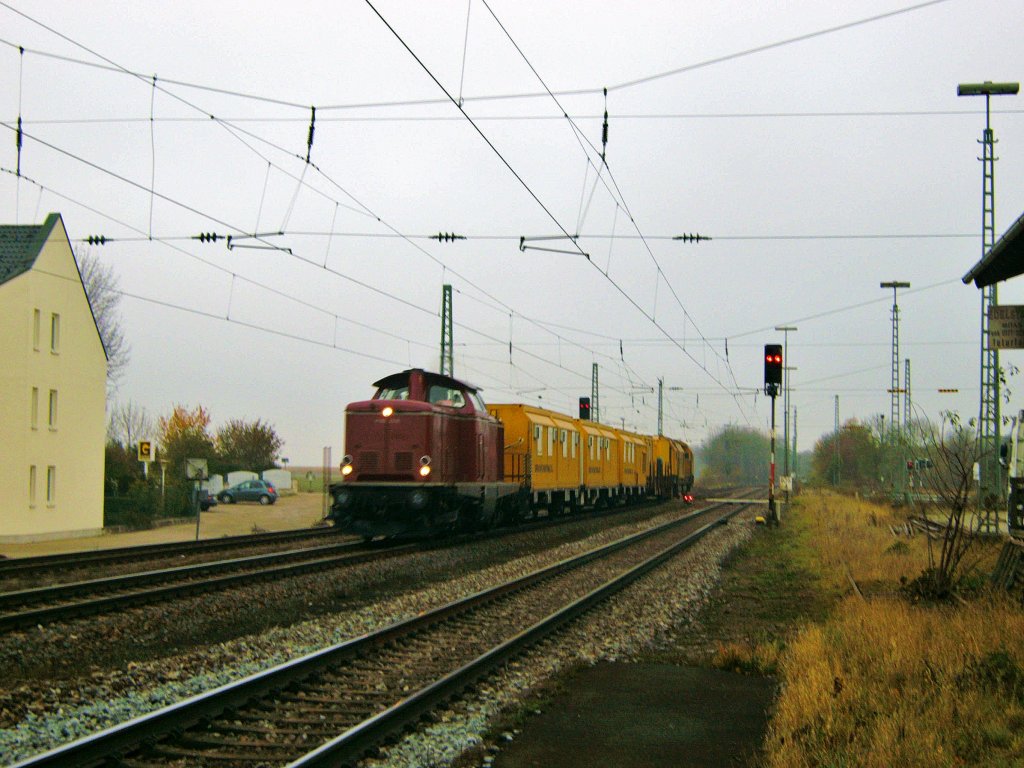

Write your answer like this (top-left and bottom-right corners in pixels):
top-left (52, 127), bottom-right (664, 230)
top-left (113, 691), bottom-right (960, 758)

top-left (328, 369), bottom-right (524, 538)
top-left (328, 368), bottom-right (693, 538)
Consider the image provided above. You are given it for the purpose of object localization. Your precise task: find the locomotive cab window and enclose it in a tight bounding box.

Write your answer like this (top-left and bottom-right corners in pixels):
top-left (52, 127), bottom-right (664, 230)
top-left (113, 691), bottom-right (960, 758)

top-left (547, 427), bottom-right (556, 456)
top-left (377, 385), bottom-right (409, 400)
top-left (428, 385), bottom-right (465, 407)
top-left (534, 425), bottom-right (544, 456)
top-left (560, 429), bottom-right (568, 458)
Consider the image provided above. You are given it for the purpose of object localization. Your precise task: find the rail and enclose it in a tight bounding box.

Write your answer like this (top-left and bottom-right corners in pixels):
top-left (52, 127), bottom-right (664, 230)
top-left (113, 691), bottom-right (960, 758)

top-left (10, 498), bottom-right (752, 767)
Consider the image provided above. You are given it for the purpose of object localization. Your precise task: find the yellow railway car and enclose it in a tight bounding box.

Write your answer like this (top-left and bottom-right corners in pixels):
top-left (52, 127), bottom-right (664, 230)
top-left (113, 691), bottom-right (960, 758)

top-left (613, 427), bottom-right (651, 502)
top-left (651, 435), bottom-right (695, 498)
top-left (580, 420), bottom-right (622, 506)
top-left (488, 403), bottom-right (584, 513)
top-left (489, 402), bottom-right (692, 514)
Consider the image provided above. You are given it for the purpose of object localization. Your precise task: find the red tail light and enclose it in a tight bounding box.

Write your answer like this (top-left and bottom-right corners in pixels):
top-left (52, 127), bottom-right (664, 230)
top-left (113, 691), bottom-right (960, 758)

top-left (267, 483), bottom-right (276, 493)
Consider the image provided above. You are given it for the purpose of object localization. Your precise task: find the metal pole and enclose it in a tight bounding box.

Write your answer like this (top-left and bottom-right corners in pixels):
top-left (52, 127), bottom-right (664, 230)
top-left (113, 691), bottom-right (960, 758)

top-left (769, 393), bottom-right (777, 525)
top-left (440, 284), bottom-right (453, 376)
top-left (958, 80), bottom-right (1018, 520)
top-left (881, 281), bottom-right (909, 496)
top-left (775, 326), bottom-right (797, 481)
top-left (657, 378), bottom-right (663, 436)
top-left (194, 482), bottom-right (201, 541)
top-left (834, 395), bottom-right (840, 488)
top-left (793, 407), bottom-right (798, 480)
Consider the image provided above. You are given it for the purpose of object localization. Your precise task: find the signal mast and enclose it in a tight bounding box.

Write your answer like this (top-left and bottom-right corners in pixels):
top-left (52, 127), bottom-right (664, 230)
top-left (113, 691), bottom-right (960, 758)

top-left (764, 344), bottom-right (783, 525)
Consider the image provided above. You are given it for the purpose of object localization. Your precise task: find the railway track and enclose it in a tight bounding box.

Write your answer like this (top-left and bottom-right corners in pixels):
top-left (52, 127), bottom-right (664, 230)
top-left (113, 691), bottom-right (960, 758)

top-left (0, 539), bottom-right (412, 633)
top-left (0, 497), bottom-right (706, 634)
top-left (0, 526), bottom-right (344, 590)
top-left (10, 499), bottom-right (751, 768)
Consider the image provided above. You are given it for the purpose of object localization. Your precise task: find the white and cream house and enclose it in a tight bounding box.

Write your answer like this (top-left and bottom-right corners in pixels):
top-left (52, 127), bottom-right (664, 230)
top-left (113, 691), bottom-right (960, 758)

top-left (0, 213), bottom-right (107, 541)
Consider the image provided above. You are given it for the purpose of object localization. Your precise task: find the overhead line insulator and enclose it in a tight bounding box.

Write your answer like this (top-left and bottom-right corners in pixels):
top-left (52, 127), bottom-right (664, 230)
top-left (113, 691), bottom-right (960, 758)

top-left (85, 235), bottom-right (108, 246)
top-left (194, 232), bottom-right (221, 243)
top-left (432, 232), bottom-right (466, 242)
top-left (672, 233), bottom-right (711, 243)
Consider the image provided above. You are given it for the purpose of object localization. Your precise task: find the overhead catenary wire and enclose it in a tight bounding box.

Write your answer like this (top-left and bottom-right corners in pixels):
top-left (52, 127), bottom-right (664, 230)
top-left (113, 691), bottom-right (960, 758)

top-left (1, 143), bottom-right (645, 404)
top-left (0, 2), bottom-right (970, 438)
top-left (0, 0), bottom-right (956, 112)
top-left (475, 0), bottom-right (751, 424)
top-left (0, 13), bottom-right (648, 401)
top-left (2, 138), bottom-right (688, 432)
top-left (51, 228), bottom-right (978, 243)
top-left (9, 108), bottom-right (1024, 125)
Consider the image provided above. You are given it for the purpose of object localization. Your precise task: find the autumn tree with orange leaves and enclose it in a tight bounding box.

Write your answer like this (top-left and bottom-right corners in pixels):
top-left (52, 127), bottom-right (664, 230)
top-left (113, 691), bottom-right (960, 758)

top-left (158, 404), bottom-right (217, 480)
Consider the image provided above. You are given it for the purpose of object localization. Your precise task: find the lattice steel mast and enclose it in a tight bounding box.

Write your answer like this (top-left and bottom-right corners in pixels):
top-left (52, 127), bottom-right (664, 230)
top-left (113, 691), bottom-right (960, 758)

top-left (904, 359), bottom-right (912, 437)
top-left (440, 284), bottom-right (453, 377)
top-left (958, 80), bottom-right (1019, 514)
top-left (881, 281), bottom-right (909, 442)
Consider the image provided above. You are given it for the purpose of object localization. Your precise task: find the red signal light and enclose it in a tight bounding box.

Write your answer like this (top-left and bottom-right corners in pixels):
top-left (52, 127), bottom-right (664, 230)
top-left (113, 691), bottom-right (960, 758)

top-left (764, 344), bottom-right (783, 395)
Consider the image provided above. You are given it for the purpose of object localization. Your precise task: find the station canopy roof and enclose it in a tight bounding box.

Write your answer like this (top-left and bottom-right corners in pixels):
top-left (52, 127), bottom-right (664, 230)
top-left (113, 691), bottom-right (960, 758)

top-left (963, 209), bottom-right (1024, 288)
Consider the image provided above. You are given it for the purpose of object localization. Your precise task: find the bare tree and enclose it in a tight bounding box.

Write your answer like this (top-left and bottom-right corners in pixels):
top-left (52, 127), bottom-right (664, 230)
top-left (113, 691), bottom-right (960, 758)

top-left (910, 411), bottom-right (985, 600)
top-left (76, 250), bottom-right (130, 390)
top-left (107, 400), bottom-right (154, 449)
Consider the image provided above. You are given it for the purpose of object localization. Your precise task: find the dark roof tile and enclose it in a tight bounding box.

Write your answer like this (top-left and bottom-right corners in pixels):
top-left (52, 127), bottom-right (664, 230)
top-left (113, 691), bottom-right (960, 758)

top-left (0, 214), bottom-right (60, 286)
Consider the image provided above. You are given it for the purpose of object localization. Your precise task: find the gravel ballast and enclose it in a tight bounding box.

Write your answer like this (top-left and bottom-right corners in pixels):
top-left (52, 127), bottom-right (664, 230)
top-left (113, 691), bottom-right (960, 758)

top-left (0, 506), bottom-right (752, 765)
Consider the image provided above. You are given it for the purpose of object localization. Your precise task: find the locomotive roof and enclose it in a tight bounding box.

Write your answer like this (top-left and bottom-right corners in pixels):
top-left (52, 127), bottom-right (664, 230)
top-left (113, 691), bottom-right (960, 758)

top-left (372, 368), bottom-right (483, 394)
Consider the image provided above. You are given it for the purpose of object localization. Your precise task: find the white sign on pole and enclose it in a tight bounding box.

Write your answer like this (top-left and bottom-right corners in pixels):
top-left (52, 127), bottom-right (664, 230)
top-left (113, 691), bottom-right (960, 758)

top-left (989, 305), bottom-right (1024, 349)
top-left (186, 458), bottom-right (208, 481)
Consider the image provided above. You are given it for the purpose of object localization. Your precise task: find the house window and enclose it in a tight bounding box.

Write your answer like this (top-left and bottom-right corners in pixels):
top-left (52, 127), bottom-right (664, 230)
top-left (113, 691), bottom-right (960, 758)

top-left (46, 465), bottom-right (56, 506)
top-left (31, 387), bottom-right (39, 429)
top-left (29, 465), bottom-right (37, 508)
top-left (48, 389), bottom-right (58, 430)
top-left (33, 309), bottom-right (41, 350)
top-left (50, 313), bottom-right (60, 353)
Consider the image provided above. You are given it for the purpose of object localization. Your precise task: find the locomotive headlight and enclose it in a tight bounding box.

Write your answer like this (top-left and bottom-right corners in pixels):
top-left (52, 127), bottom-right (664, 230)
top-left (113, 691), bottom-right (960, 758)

top-left (334, 488), bottom-right (352, 507)
top-left (341, 455), bottom-right (353, 476)
top-left (382, 406), bottom-right (394, 417)
top-left (409, 489), bottom-right (429, 509)
top-left (419, 455), bottom-right (431, 478)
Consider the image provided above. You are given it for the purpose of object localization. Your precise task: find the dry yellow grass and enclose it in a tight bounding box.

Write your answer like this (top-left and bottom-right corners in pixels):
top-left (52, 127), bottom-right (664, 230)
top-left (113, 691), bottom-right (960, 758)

top-left (767, 597), bottom-right (1024, 767)
top-left (763, 492), bottom-right (1024, 767)
top-left (802, 490), bottom-right (930, 595)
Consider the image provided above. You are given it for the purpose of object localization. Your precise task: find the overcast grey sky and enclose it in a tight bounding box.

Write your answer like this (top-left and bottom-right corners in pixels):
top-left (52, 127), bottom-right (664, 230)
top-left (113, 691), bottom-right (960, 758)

top-left (2, 0), bottom-right (1022, 466)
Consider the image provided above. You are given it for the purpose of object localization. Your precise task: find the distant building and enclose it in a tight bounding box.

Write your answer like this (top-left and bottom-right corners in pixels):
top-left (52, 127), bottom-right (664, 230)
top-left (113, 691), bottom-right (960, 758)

top-left (0, 213), bottom-right (107, 541)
